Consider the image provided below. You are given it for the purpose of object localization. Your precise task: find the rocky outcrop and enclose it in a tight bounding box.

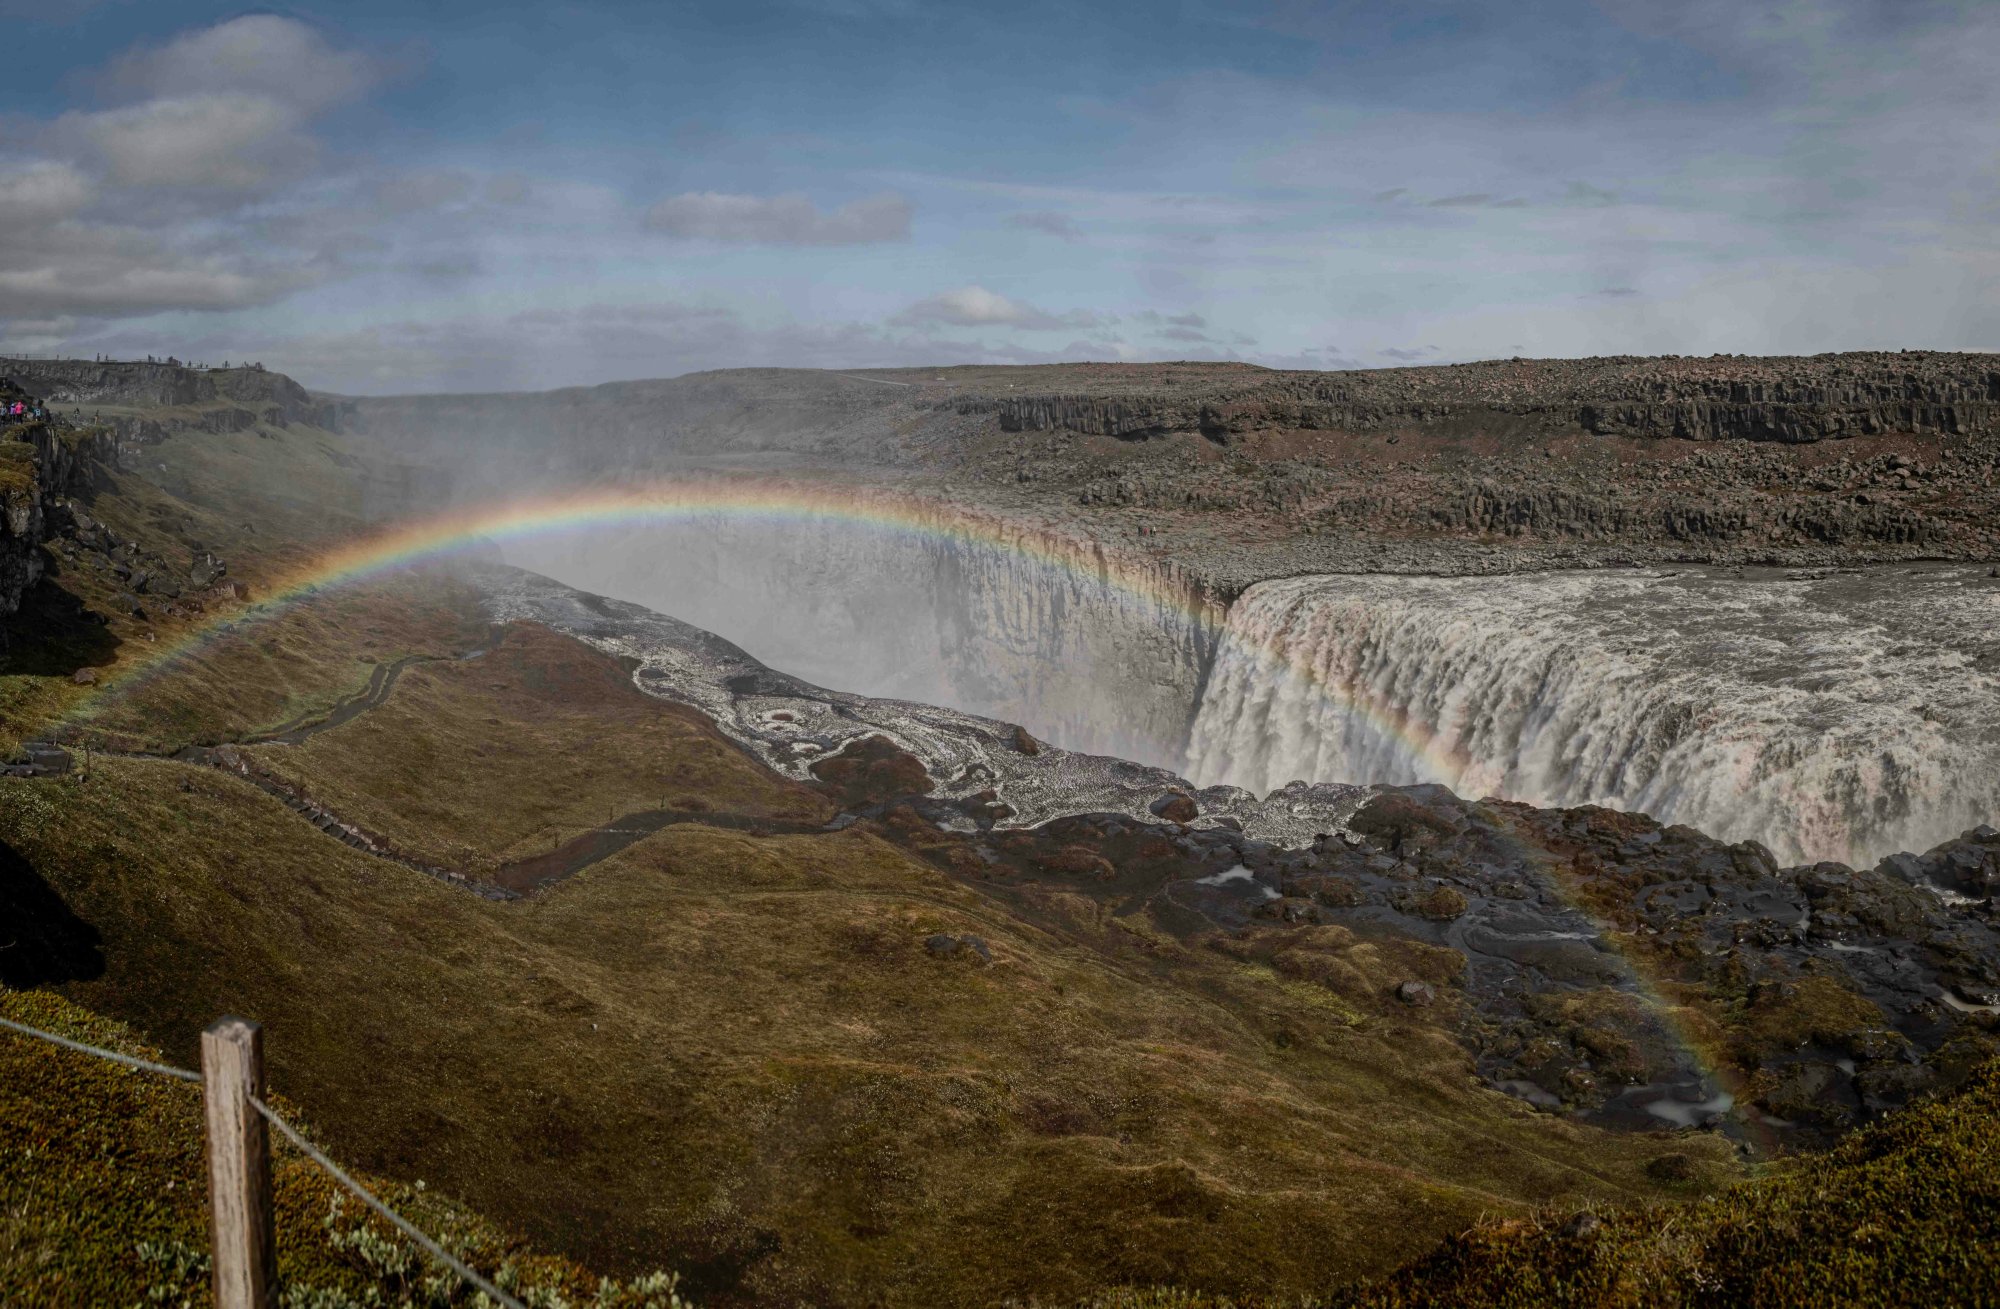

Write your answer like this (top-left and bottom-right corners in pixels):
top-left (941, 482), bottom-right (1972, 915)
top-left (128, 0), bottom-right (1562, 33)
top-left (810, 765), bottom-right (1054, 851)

top-left (973, 351), bottom-right (2000, 445)
top-left (0, 383), bottom-right (115, 616)
top-left (1, 360), bottom-right (340, 431)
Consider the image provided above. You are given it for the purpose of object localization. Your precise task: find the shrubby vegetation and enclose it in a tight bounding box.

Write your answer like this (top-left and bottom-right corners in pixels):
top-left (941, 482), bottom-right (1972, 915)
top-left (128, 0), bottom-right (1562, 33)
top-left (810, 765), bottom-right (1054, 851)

top-left (0, 989), bottom-right (688, 1308)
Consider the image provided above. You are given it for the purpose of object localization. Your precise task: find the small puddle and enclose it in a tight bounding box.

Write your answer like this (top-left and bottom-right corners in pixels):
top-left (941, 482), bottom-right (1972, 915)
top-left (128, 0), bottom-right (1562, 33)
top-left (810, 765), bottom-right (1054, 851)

top-left (1195, 864), bottom-right (1281, 900)
top-left (1940, 990), bottom-right (2000, 1017)
top-left (1636, 1085), bottom-right (1735, 1128)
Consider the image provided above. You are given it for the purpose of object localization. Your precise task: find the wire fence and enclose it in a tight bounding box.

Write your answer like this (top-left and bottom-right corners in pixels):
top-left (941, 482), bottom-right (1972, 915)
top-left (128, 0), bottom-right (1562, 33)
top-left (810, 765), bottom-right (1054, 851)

top-left (0, 1010), bottom-right (528, 1309)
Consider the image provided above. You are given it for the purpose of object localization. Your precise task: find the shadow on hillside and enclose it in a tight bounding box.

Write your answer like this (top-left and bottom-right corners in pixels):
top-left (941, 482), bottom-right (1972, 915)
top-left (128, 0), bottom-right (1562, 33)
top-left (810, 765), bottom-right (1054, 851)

top-left (0, 839), bottom-right (104, 988)
top-left (0, 575), bottom-right (120, 678)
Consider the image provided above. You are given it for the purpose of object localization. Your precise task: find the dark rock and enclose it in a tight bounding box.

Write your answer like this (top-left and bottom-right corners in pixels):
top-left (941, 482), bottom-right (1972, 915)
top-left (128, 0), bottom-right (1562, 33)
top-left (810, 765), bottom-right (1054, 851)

top-left (924, 933), bottom-right (991, 964)
top-left (1350, 790), bottom-right (1464, 855)
top-left (1559, 1212), bottom-right (1603, 1240)
top-left (189, 551), bottom-right (226, 588)
top-left (70, 667), bottom-right (97, 686)
top-left (1396, 980), bottom-right (1437, 1006)
top-left (1150, 791), bottom-right (1199, 824)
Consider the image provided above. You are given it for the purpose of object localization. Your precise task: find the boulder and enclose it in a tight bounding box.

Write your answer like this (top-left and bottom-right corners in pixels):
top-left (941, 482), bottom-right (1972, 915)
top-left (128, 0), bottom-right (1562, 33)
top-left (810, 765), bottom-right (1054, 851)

top-left (1396, 980), bottom-right (1437, 1006)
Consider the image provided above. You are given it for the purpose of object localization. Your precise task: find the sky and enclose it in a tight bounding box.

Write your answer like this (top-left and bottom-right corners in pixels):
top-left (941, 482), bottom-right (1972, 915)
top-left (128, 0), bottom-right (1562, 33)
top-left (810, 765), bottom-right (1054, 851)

top-left (0, 0), bottom-right (1995, 394)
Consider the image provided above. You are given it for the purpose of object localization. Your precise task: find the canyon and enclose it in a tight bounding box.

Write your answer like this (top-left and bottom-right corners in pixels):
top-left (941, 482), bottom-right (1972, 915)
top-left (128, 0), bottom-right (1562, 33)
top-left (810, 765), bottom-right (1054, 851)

top-left (4, 352), bottom-right (1999, 1305)
top-left (15, 350), bottom-right (2000, 870)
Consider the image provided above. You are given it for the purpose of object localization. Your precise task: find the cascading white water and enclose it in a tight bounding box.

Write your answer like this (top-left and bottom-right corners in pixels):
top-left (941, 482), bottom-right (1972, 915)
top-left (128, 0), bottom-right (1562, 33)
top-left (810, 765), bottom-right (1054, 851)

top-left (1184, 567), bottom-right (2000, 866)
top-left (501, 508), bottom-right (1220, 770)
top-left (498, 501), bottom-right (2000, 868)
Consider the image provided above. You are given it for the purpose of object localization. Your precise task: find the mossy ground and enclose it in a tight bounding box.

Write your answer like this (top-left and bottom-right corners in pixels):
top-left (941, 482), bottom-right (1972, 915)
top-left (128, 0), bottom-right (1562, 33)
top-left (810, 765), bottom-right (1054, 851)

top-left (1062, 1055), bottom-right (2000, 1308)
top-left (0, 669), bottom-right (1730, 1304)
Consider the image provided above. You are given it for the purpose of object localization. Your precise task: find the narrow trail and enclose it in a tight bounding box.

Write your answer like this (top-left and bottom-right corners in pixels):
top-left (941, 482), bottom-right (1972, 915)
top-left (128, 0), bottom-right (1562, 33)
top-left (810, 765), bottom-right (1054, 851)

top-left (10, 632), bottom-right (835, 901)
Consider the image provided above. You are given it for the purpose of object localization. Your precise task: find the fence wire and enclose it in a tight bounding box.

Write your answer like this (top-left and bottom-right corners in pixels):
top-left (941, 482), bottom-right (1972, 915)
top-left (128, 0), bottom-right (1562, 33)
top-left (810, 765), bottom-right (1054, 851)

top-left (250, 1093), bottom-right (526, 1309)
top-left (0, 1010), bottom-right (527, 1309)
top-left (0, 1011), bottom-right (201, 1083)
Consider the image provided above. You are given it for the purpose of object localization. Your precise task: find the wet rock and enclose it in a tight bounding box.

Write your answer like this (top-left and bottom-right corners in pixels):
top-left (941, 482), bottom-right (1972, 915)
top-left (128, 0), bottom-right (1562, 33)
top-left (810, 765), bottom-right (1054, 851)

top-left (1010, 725), bottom-right (1043, 756)
top-left (1760, 1062), bottom-right (1856, 1130)
top-left (1150, 791), bottom-right (1199, 824)
top-left (1350, 789), bottom-right (1464, 855)
top-left (1854, 1062), bottom-right (1934, 1113)
top-left (1258, 896), bottom-right (1321, 925)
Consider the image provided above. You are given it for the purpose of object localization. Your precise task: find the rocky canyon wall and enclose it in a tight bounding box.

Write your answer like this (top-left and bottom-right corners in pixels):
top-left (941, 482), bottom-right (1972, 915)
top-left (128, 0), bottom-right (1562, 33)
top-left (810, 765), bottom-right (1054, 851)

top-left (3, 360), bottom-right (337, 429)
top-left (971, 352), bottom-right (2000, 445)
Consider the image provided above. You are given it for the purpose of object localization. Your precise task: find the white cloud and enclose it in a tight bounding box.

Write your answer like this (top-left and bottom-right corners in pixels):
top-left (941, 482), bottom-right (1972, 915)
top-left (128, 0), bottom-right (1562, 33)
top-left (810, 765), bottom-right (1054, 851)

top-left (892, 285), bottom-right (1106, 330)
top-left (68, 92), bottom-right (309, 191)
top-left (643, 191), bottom-right (913, 244)
top-left (98, 14), bottom-right (384, 114)
top-left (0, 253), bottom-right (316, 318)
top-left (374, 170), bottom-right (479, 214)
top-left (0, 16), bottom-right (388, 324)
top-left (0, 163), bottom-right (94, 224)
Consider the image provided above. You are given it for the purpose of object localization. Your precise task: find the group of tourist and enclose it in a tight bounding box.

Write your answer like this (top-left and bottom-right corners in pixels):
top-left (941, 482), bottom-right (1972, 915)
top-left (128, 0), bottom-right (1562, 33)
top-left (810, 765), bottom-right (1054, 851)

top-left (1, 398), bottom-right (47, 425)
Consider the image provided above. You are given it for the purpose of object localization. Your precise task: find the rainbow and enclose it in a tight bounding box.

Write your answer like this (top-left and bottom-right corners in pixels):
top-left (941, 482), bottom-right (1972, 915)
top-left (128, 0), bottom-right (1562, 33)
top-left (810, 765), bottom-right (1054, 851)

top-left (55, 472), bottom-right (1757, 1142)
top-left (58, 475), bottom-right (1470, 779)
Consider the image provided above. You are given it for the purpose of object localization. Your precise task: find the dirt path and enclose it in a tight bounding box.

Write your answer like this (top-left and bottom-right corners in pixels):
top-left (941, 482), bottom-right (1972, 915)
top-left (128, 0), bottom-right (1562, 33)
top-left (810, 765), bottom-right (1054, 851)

top-left (13, 633), bottom-right (832, 900)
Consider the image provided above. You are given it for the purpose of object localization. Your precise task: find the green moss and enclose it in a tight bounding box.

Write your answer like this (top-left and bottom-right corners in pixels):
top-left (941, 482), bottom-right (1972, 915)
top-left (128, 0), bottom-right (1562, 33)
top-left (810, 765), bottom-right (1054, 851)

top-left (0, 440), bottom-right (37, 497)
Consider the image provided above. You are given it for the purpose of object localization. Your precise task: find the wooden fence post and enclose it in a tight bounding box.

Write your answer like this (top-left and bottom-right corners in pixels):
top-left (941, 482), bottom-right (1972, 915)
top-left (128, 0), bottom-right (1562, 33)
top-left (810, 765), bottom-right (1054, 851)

top-left (203, 1016), bottom-right (276, 1308)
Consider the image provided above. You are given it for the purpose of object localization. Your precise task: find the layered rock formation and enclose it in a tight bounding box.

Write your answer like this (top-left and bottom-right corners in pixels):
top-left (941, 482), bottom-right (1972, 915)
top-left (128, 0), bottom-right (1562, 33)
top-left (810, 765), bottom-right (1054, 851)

top-left (973, 351), bottom-right (2000, 445)
top-left (2, 360), bottom-right (339, 430)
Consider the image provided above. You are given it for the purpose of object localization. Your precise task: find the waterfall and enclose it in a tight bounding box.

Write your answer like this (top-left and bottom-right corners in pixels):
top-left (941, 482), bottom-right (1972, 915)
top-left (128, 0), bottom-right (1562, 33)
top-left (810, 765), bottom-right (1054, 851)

top-left (1185, 568), bottom-right (2000, 866)
top-left (500, 505), bottom-right (1222, 770)
top-left (497, 498), bottom-right (2000, 869)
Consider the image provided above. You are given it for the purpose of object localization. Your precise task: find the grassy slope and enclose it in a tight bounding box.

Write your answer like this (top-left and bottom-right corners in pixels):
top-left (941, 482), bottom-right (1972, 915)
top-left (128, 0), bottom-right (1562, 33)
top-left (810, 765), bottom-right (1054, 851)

top-left (0, 988), bottom-right (688, 1307)
top-left (1073, 1057), bottom-right (2000, 1308)
top-left (242, 622), bottom-right (832, 872)
top-left (1, 411), bottom-right (473, 757)
top-left (0, 692), bottom-right (1730, 1305)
